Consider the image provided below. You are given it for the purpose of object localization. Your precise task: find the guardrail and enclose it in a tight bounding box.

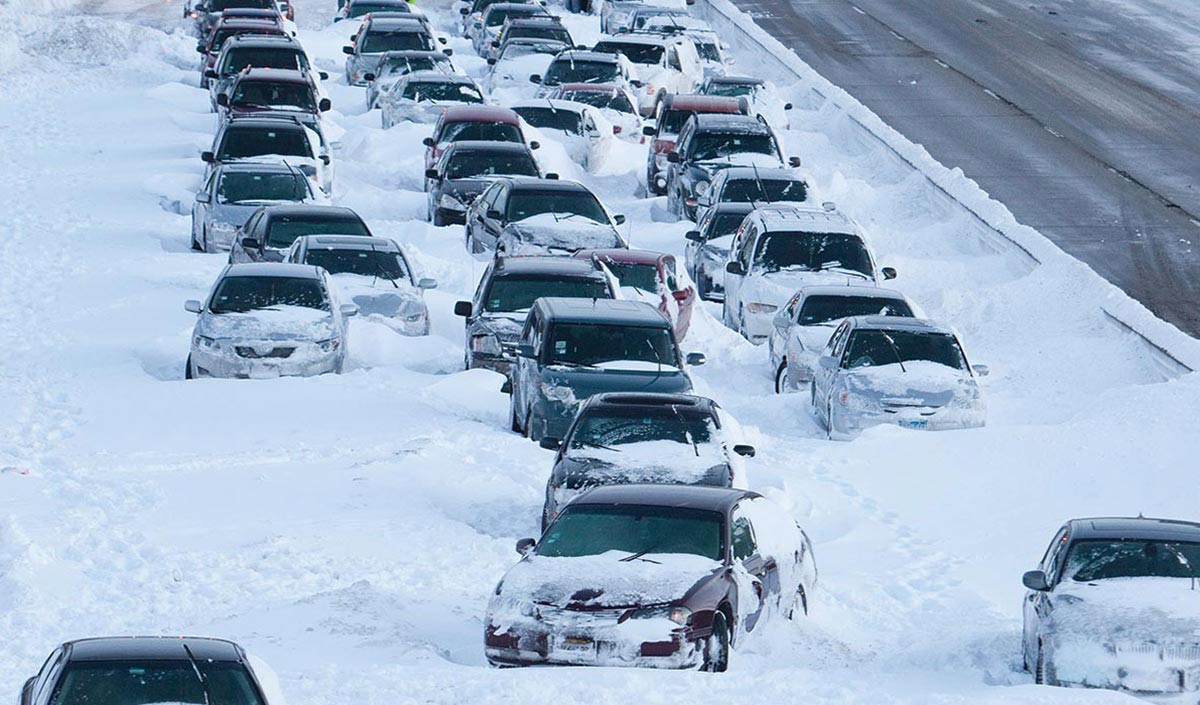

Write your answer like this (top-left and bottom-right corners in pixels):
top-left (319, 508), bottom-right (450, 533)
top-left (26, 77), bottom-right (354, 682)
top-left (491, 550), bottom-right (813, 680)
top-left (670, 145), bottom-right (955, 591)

top-left (698, 0), bottom-right (1198, 375)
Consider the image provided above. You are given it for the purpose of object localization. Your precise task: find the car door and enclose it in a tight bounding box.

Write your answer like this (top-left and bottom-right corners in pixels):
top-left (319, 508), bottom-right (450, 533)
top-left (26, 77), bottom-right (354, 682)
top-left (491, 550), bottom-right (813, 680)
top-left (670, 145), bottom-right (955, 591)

top-left (469, 182), bottom-right (498, 245)
top-left (581, 110), bottom-right (606, 170)
top-left (482, 183), bottom-right (509, 248)
top-left (662, 255), bottom-right (693, 340)
top-left (1025, 525), bottom-right (1068, 664)
top-left (730, 503), bottom-right (779, 635)
top-left (814, 320), bottom-right (850, 409)
top-left (769, 291), bottom-right (802, 368)
top-left (193, 171), bottom-right (216, 242)
top-left (722, 221), bottom-right (755, 314)
top-left (513, 308), bottom-right (542, 424)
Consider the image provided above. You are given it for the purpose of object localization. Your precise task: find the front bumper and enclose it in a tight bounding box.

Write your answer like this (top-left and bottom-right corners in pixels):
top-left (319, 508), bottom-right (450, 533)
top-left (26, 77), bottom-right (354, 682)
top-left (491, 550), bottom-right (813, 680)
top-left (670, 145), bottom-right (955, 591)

top-left (433, 206), bottom-right (467, 225)
top-left (1053, 640), bottom-right (1200, 698)
top-left (205, 221), bottom-right (239, 251)
top-left (485, 612), bottom-right (703, 669)
top-left (832, 402), bottom-right (986, 437)
top-left (190, 342), bottom-right (341, 379)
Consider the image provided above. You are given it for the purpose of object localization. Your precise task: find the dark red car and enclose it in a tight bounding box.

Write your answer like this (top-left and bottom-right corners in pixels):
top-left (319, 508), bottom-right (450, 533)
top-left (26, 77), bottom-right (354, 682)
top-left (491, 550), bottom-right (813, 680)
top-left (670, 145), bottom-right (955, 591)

top-left (643, 94), bottom-right (748, 195)
top-left (422, 104), bottom-right (531, 173)
top-left (484, 484), bottom-right (817, 671)
top-left (217, 67), bottom-right (330, 117)
top-left (574, 248), bottom-right (695, 341)
top-left (197, 17), bottom-right (287, 74)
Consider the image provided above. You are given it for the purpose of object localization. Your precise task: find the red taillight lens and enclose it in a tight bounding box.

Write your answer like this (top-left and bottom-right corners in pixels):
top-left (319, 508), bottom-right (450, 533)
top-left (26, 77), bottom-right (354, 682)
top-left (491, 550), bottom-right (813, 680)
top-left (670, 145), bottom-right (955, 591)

top-left (672, 289), bottom-right (689, 302)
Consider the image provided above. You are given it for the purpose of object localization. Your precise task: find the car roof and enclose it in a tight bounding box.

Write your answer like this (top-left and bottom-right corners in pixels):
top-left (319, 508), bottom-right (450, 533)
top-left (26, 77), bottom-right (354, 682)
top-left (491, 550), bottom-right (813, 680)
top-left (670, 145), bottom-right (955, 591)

top-left (446, 140), bottom-right (531, 154)
top-left (585, 391), bottom-right (716, 412)
top-left (574, 248), bottom-right (665, 265)
top-left (493, 256), bottom-right (606, 277)
top-left (215, 162), bottom-right (302, 175)
top-left (595, 35), bottom-right (672, 47)
top-left (379, 49), bottom-right (446, 59)
top-left (237, 67), bottom-right (310, 83)
top-left (507, 16), bottom-right (562, 26)
top-left (485, 2), bottom-right (544, 12)
top-left (224, 34), bottom-right (299, 48)
top-left (299, 235), bottom-right (399, 251)
top-left (64, 637), bottom-right (246, 663)
top-left (571, 484), bottom-right (755, 513)
top-left (352, 0), bottom-right (412, 6)
top-left (506, 176), bottom-right (588, 192)
top-left (799, 285), bottom-right (907, 300)
top-left (846, 316), bottom-right (953, 335)
top-left (537, 297), bottom-right (671, 326)
top-left (224, 262), bottom-right (323, 279)
top-left (441, 104), bottom-right (520, 123)
top-left (510, 99), bottom-right (586, 114)
top-left (259, 205), bottom-right (360, 219)
top-left (752, 205), bottom-right (857, 233)
top-left (706, 202), bottom-right (757, 216)
top-left (706, 75), bottom-right (765, 86)
top-left (717, 166), bottom-right (805, 181)
top-left (551, 50), bottom-right (619, 63)
top-left (1068, 517), bottom-right (1200, 542)
top-left (366, 15), bottom-right (428, 29)
top-left (214, 18), bottom-right (282, 29)
top-left (691, 113), bottom-right (770, 133)
top-left (664, 94), bottom-right (743, 113)
top-left (223, 114), bottom-right (307, 129)
top-left (406, 70), bottom-right (474, 83)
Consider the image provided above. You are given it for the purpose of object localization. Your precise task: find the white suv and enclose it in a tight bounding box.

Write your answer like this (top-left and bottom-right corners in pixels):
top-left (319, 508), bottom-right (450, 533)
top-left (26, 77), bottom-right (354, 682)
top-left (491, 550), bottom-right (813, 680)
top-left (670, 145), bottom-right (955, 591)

top-left (592, 33), bottom-right (703, 116)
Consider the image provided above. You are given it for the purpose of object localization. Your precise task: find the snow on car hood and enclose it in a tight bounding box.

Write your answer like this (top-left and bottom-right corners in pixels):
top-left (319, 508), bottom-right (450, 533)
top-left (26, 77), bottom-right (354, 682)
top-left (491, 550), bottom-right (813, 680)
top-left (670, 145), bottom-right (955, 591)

top-left (330, 274), bottom-right (425, 319)
top-left (1052, 578), bottom-right (1200, 644)
top-left (500, 552), bottom-right (720, 609)
top-left (844, 360), bottom-right (976, 407)
top-left (198, 306), bottom-right (335, 342)
top-left (564, 439), bottom-right (727, 483)
top-left (744, 269), bottom-right (873, 309)
top-left (695, 152), bottom-right (783, 170)
top-left (504, 215), bottom-right (622, 254)
top-left (475, 311), bottom-right (526, 341)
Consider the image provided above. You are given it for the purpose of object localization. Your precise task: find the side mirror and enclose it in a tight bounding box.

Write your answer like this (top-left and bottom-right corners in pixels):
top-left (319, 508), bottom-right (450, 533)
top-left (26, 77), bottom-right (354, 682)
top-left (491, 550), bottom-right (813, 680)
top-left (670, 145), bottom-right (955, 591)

top-left (613, 214), bottom-right (626, 225)
top-left (319, 71), bottom-right (330, 80)
top-left (350, 34), bottom-right (358, 41)
top-left (473, 21), bottom-right (482, 28)
top-left (666, 151), bottom-right (681, 163)
top-left (443, 48), bottom-right (454, 57)
top-left (201, 150), bottom-right (215, 163)
top-left (642, 125), bottom-right (656, 136)
top-left (216, 93), bottom-right (229, 107)
top-left (612, 125), bottom-right (621, 135)
top-left (529, 74), bottom-right (542, 84)
top-left (486, 209), bottom-right (503, 221)
top-left (196, 44), bottom-right (206, 54)
top-left (817, 355), bottom-right (837, 370)
top-left (787, 156), bottom-right (802, 168)
top-left (454, 300), bottom-right (473, 317)
top-left (539, 437), bottom-right (560, 451)
top-left (725, 261), bottom-right (745, 275)
top-left (342, 45), bottom-right (355, 55)
top-left (784, 102), bottom-right (794, 110)
top-left (195, 192), bottom-right (211, 203)
top-left (459, 6), bottom-right (469, 13)
top-left (340, 303), bottom-right (359, 317)
top-left (732, 444), bottom-right (755, 458)
top-left (184, 300), bottom-right (203, 314)
top-left (422, 136), bottom-right (435, 147)
top-left (529, 140), bottom-right (540, 150)
top-left (684, 230), bottom-right (702, 242)
top-left (491, 40), bottom-right (500, 47)
top-left (204, 69), bottom-right (218, 79)
top-left (363, 72), bottom-right (376, 82)
top-left (500, 378), bottom-right (513, 394)
top-left (425, 168), bottom-right (440, 180)
top-left (881, 266), bottom-right (897, 280)
top-left (240, 236), bottom-right (261, 250)
top-left (417, 277), bottom-right (438, 289)
top-left (320, 154), bottom-right (331, 165)
top-left (318, 98), bottom-right (332, 112)
top-left (629, 79), bottom-right (644, 88)
top-left (515, 343), bottom-right (536, 358)
top-left (1022, 570), bottom-right (1050, 592)
top-left (544, 172), bottom-right (559, 180)
top-left (438, 36), bottom-right (448, 45)
top-left (486, 57), bottom-right (496, 65)
top-left (973, 364), bottom-right (990, 378)
top-left (685, 352), bottom-right (706, 366)
top-left (516, 537), bottom-right (536, 555)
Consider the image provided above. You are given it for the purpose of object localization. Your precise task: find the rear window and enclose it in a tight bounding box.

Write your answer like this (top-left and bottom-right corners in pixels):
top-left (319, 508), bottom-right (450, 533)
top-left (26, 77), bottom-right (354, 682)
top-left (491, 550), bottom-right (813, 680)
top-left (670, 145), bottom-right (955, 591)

top-left (440, 120), bottom-right (523, 143)
top-left (401, 81), bottom-right (484, 103)
top-left (445, 149), bottom-right (538, 179)
top-left (231, 80), bottom-right (315, 111)
top-left (487, 7), bottom-right (543, 27)
top-left (512, 106), bottom-right (581, 134)
top-left (361, 30), bottom-right (435, 53)
top-left (798, 295), bottom-right (913, 325)
top-left (218, 126), bottom-right (310, 160)
top-left (349, 2), bottom-right (409, 17)
top-left (484, 275), bottom-right (611, 312)
top-left (593, 41), bottom-right (663, 65)
top-left (222, 47), bottom-right (304, 74)
top-left (720, 177), bottom-right (807, 204)
top-left (265, 215), bottom-right (370, 248)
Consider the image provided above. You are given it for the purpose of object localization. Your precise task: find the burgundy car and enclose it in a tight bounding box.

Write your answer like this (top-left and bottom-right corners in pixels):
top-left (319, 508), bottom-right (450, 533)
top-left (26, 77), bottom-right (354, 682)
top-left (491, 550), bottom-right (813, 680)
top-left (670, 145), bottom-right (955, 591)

top-left (574, 248), bottom-right (695, 341)
top-left (643, 94), bottom-right (748, 195)
top-left (422, 105), bottom-right (530, 173)
top-left (217, 67), bottom-right (330, 117)
top-left (198, 17), bottom-right (287, 75)
top-left (484, 484), bottom-right (817, 671)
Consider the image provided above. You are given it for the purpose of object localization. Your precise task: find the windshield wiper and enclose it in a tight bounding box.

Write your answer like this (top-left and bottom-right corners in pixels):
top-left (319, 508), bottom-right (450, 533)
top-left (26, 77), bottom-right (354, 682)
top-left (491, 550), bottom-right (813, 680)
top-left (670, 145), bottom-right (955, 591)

top-left (577, 439), bottom-right (620, 452)
top-left (619, 546), bottom-right (661, 564)
top-left (182, 643), bottom-right (214, 705)
top-left (880, 332), bottom-right (908, 373)
top-left (670, 404), bottom-right (700, 457)
top-left (550, 359), bottom-right (594, 369)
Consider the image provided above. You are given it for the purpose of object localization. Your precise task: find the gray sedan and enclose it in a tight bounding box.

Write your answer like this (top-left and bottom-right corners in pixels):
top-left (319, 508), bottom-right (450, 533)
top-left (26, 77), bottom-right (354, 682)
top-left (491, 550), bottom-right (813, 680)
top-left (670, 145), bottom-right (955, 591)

top-left (191, 163), bottom-right (322, 253)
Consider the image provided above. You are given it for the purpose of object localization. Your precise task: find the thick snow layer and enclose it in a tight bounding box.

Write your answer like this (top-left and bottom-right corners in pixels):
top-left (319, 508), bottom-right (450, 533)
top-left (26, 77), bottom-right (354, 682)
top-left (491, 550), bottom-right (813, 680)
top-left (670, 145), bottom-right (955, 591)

top-left (1, 0), bottom-right (1199, 704)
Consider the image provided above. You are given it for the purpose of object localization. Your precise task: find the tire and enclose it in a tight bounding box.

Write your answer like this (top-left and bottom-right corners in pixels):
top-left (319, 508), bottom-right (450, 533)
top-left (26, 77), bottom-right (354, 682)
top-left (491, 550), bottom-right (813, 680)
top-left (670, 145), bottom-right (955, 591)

top-left (523, 405), bottom-right (536, 440)
top-left (775, 360), bottom-right (789, 394)
top-left (509, 395), bottom-right (522, 433)
top-left (825, 400), bottom-right (835, 441)
top-left (432, 211), bottom-right (446, 227)
top-left (701, 611), bottom-right (730, 673)
top-left (201, 227), bottom-right (209, 253)
top-left (184, 355), bottom-right (194, 380)
top-left (191, 226), bottom-right (202, 252)
top-left (1035, 642), bottom-right (1055, 686)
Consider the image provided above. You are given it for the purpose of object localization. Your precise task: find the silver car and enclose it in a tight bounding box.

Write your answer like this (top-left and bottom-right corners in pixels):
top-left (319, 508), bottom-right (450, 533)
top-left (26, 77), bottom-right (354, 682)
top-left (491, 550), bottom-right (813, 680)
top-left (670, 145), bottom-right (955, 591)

top-left (810, 316), bottom-right (988, 439)
top-left (768, 285), bottom-right (915, 393)
top-left (191, 162), bottom-right (322, 253)
top-left (344, 15), bottom-right (438, 86)
top-left (363, 50), bottom-right (457, 110)
top-left (379, 71), bottom-right (486, 127)
top-left (184, 263), bottom-right (357, 379)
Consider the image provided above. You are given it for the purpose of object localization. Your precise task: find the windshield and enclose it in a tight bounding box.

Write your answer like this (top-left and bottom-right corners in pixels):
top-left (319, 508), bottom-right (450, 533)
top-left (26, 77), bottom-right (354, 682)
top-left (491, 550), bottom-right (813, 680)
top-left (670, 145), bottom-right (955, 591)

top-left (547, 323), bottom-right (676, 367)
top-left (544, 59), bottom-right (620, 85)
top-left (401, 81), bottom-right (484, 103)
top-left (755, 232), bottom-right (871, 276)
top-left (558, 89), bottom-right (635, 115)
top-left (694, 40), bottom-right (721, 62)
top-left (305, 248), bottom-right (410, 281)
top-left (379, 55), bottom-right (441, 76)
top-left (221, 47), bottom-right (304, 74)
top-left (705, 82), bottom-right (757, 98)
top-left (798, 295), bottom-right (913, 325)
top-left (440, 121), bottom-right (522, 143)
top-left (217, 171), bottom-right (308, 204)
top-left (210, 0), bottom-right (272, 10)
top-left (660, 108), bottom-right (701, 135)
top-left (484, 276), bottom-right (609, 312)
top-left (231, 81), bottom-right (315, 111)
top-left (512, 106), bottom-right (581, 134)
top-left (350, 2), bottom-right (407, 17)
top-left (592, 41), bottom-right (663, 65)
top-left (602, 261), bottom-right (658, 292)
top-left (50, 661), bottom-right (266, 705)
top-left (210, 26), bottom-right (280, 52)
top-left (538, 505), bottom-right (724, 560)
top-left (210, 275), bottom-right (327, 313)
top-left (843, 330), bottom-right (966, 370)
top-left (510, 25), bottom-right (570, 43)
top-left (499, 41), bottom-right (564, 59)
top-left (507, 190), bottom-right (607, 223)
top-left (691, 132), bottom-right (776, 161)
top-left (445, 150), bottom-right (538, 179)
top-left (569, 408), bottom-right (715, 450)
top-left (722, 177), bottom-right (807, 204)
top-left (487, 8), bottom-right (542, 26)
top-left (1065, 540), bottom-right (1200, 581)
top-left (703, 211), bottom-right (748, 240)
top-left (361, 30), bottom-right (435, 53)
top-left (217, 126), bottom-right (310, 160)
top-left (265, 215), bottom-right (369, 248)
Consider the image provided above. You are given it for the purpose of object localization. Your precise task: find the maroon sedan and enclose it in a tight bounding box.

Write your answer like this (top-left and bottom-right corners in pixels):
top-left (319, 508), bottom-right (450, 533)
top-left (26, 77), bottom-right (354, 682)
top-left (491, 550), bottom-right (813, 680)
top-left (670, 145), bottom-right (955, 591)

top-left (484, 485), bottom-right (817, 671)
top-left (197, 17), bottom-right (287, 75)
top-left (422, 105), bottom-right (531, 174)
top-left (574, 248), bottom-right (695, 341)
top-left (643, 94), bottom-right (748, 195)
top-left (217, 67), bottom-right (330, 117)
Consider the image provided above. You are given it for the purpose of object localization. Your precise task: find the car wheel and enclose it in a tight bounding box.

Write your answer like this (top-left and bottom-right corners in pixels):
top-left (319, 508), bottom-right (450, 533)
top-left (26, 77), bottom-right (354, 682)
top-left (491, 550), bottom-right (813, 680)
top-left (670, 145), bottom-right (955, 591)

top-left (201, 227), bottom-right (209, 253)
top-left (184, 354), bottom-right (195, 380)
top-left (523, 405), bottom-right (536, 440)
top-left (825, 400), bottom-right (835, 440)
top-left (1035, 642), bottom-right (1055, 686)
top-left (787, 584), bottom-right (808, 619)
top-left (509, 395), bottom-right (522, 434)
top-left (701, 611), bottom-right (730, 673)
top-left (775, 360), bottom-right (789, 394)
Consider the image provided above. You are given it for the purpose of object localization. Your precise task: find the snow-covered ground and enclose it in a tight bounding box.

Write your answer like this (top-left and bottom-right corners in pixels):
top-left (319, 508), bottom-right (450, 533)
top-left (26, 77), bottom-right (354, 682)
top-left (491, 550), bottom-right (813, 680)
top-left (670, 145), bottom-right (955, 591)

top-left (1, 0), bottom-right (1198, 703)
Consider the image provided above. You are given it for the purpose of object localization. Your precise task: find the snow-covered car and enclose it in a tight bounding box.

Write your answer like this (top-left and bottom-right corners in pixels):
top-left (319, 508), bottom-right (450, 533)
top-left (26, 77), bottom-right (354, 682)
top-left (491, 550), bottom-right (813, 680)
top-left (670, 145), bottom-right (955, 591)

top-left (207, 34), bottom-right (323, 110)
top-left (692, 165), bottom-right (810, 226)
top-left (640, 16), bottom-right (727, 77)
top-left (531, 50), bottom-right (640, 99)
top-left (19, 637), bottom-right (275, 705)
top-left (197, 16), bottom-right (288, 81)
top-left (230, 204), bottom-right (371, 263)
top-left (363, 50), bottom-right (457, 110)
top-left (546, 83), bottom-right (643, 141)
top-left (664, 113), bottom-right (798, 220)
top-left (216, 68), bottom-right (331, 120)
top-left (188, 0), bottom-right (275, 37)
top-left (466, 176), bottom-right (625, 254)
top-left (379, 71), bottom-right (486, 127)
top-left (574, 248), bottom-right (694, 340)
top-left (598, 0), bottom-right (687, 34)
top-left (592, 34), bottom-right (703, 116)
top-left (184, 263), bottom-right (356, 379)
top-left (202, 113), bottom-right (333, 194)
top-left (644, 93), bottom-right (747, 195)
top-left (191, 162), bottom-right (322, 253)
top-left (538, 392), bottom-right (755, 528)
top-left (456, 0), bottom-right (519, 37)
top-left (511, 99), bottom-right (615, 171)
top-left (683, 201), bottom-right (753, 301)
top-left (285, 235), bottom-right (435, 336)
top-left (426, 141), bottom-right (542, 225)
top-left (700, 75), bottom-right (793, 131)
top-left (508, 298), bottom-right (702, 442)
top-left (423, 105), bottom-right (532, 174)
top-left (721, 205), bottom-right (896, 342)
top-left (810, 316), bottom-right (988, 438)
top-left (454, 256), bottom-right (618, 374)
top-left (487, 16), bottom-right (572, 61)
top-left (483, 38), bottom-right (568, 95)
top-left (484, 484), bottom-right (816, 671)
top-left (344, 15), bottom-right (438, 86)
top-left (470, 2), bottom-right (549, 56)
top-left (334, 0), bottom-right (418, 22)
top-left (625, 6), bottom-right (687, 30)
top-left (768, 285), bottom-right (915, 393)
top-left (1022, 517), bottom-right (1200, 694)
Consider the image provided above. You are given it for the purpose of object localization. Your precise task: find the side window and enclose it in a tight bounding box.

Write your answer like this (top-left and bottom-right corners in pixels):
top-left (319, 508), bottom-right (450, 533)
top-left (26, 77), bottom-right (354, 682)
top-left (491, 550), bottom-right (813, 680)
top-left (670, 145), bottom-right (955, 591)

top-left (832, 325), bottom-right (852, 358)
top-left (520, 308), bottom-right (538, 344)
top-left (738, 225), bottom-right (757, 267)
top-left (827, 320), bottom-right (850, 356)
top-left (782, 292), bottom-right (803, 322)
top-left (584, 113), bottom-right (596, 133)
top-left (1042, 526), bottom-right (1070, 582)
top-left (663, 257), bottom-right (678, 291)
top-left (492, 185), bottom-right (510, 215)
top-left (242, 212), bottom-right (262, 236)
top-left (532, 314), bottom-right (547, 353)
top-left (731, 509), bottom-right (757, 561)
top-left (666, 47), bottom-right (681, 70)
top-left (33, 649), bottom-right (64, 705)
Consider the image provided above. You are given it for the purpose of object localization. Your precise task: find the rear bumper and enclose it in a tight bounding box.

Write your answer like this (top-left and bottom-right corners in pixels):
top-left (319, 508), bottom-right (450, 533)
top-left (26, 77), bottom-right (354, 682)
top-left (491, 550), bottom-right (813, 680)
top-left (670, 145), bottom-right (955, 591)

top-left (485, 621), bottom-right (703, 669)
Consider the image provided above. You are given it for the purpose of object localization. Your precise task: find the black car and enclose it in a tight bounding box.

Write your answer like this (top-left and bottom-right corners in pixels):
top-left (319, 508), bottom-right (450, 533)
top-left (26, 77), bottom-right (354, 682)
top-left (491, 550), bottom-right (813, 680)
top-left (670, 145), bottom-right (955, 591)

top-left (454, 256), bottom-right (617, 373)
top-left (20, 637), bottom-right (270, 705)
top-left (463, 176), bottom-right (623, 254)
top-left (683, 201), bottom-right (754, 301)
top-left (538, 392), bottom-right (756, 529)
top-left (425, 141), bottom-right (542, 226)
top-left (230, 205), bottom-right (371, 263)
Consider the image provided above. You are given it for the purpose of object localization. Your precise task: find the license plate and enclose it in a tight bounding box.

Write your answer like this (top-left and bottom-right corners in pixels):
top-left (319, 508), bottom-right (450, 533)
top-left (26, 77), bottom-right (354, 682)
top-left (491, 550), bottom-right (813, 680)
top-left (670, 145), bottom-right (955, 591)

top-left (249, 363), bottom-right (282, 379)
top-left (551, 636), bottom-right (596, 659)
top-left (898, 419), bottom-right (928, 430)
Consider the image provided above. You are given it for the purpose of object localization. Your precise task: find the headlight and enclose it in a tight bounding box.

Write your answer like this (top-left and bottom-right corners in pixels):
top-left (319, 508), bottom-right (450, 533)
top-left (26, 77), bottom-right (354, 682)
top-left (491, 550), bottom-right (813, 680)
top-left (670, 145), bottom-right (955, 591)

top-left (317, 337), bottom-right (341, 353)
top-left (539, 382), bottom-right (575, 404)
top-left (404, 311), bottom-right (426, 323)
top-left (746, 302), bottom-right (778, 314)
top-left (193, 334), bottom-right (218, 349)
top-left (470, 334), bottom-right (501, 355)
top-left (693, 180), bottom-right (710, 196)
top-left (644, 83), bottom-right (655, 96)
top-left (654, 153), bottom-right (668, 168)
top-left (439, 193), bottom-right (467, 211)
top-left (837, 388), bottom-right (878, 411)
top-left (628, 605), bottom-right (691, 625)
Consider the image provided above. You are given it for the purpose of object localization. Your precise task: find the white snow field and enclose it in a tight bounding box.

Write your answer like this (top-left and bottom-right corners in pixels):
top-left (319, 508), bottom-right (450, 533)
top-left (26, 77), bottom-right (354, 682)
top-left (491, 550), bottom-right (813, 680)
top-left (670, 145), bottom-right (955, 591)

top-left (1, 0), bottom-right (1199, 702)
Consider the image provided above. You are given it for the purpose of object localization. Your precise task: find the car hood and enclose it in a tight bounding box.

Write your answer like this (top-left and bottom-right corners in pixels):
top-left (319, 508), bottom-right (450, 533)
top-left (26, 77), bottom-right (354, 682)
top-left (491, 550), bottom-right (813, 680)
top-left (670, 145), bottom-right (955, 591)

top-left (441, 177), bottom-right (499, 202)
top-left (500, 552), bottom-right (721, 609)
top-left (844, 360), bottom-right (977, 408)
top-left (542, 364), bottom-right (692, 401)
top-left (693, 152), bottom-right (783, 171)
top-left (329, 275), bottom-right (425, 318)
top-left (795, 322), bottom-right (839, 352)
top-left (744, 270), bottom-right (874, 307)
top-left (557, 442), bottom-right (730, 486)
top-left (197, 306), bottom-right (336, 342)
top-left (473, 311), bottom-right (526, 341)
top-left (1051, 578), bottom-right (1200, 644)
top-left (503, 217), bottom-right (623, 254)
